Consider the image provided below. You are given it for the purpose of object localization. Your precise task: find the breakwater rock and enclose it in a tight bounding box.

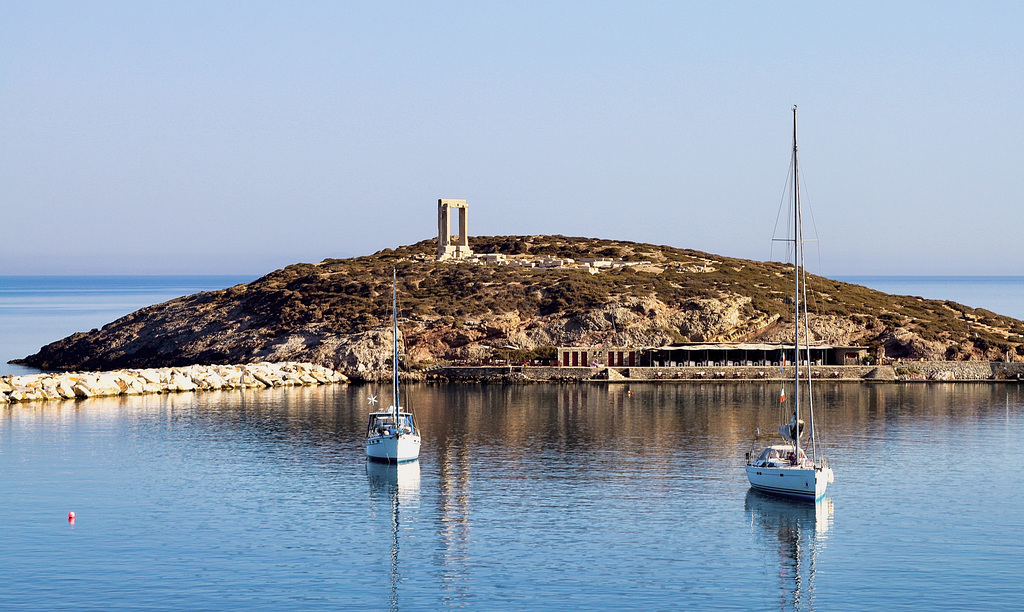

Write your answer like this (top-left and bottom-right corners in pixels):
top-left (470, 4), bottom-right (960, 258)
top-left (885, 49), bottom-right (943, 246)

top-left (0, 362), bottom-right (349, 404)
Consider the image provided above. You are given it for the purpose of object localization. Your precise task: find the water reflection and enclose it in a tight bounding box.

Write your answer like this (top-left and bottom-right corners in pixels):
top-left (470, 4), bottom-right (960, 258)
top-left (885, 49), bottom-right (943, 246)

top-left (434, 433), bottom-right (472, 605)
top-left (746, 490), bottom-right (834, 611)
top-left (366, 461), bottom-right (421, 611)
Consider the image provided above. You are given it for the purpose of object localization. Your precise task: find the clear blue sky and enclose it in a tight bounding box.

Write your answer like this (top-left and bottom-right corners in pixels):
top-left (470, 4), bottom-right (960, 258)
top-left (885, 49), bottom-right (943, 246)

top-left (2, 1), bottom-right (1022, 275)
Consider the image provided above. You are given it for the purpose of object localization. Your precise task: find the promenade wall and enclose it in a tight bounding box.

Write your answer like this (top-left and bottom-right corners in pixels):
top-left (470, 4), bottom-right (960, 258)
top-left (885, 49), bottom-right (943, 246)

top-left (429, 362), bottom-right (1024, 383)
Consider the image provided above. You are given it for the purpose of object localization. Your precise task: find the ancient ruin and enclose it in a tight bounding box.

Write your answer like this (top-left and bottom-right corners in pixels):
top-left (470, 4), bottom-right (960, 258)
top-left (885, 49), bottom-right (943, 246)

top-left (437, 198), bottom-right (473, 260)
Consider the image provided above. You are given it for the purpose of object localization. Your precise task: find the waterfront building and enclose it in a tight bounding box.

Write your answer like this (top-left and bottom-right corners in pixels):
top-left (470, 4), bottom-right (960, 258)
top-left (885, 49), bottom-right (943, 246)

top-left (557, 343), bottom-right (868, 368)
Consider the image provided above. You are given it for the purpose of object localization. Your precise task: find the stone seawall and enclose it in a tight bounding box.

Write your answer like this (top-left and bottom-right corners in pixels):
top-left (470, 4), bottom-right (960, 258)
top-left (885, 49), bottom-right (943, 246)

top-left (893, 361), bottom-right (1024, 381)
top-left (0, 362), bottom-right (349, 404)
top-left (428, 363), bottom-right (1024, 383)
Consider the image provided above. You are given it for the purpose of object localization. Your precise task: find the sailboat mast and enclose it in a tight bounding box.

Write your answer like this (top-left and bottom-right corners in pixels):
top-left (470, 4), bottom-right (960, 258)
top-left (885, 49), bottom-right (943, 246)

top-left (792, 105), bottom-right (801, 462)
top-left (793, 107), bottom-right (820, 464)
top-left (803, 213), bottom-right (819, 464)
top-left (392, 268), bottom-right (399, 421)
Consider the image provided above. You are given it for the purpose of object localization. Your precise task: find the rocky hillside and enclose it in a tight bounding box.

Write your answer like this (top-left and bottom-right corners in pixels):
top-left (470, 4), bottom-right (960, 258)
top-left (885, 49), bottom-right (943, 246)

top-left (15, 236), bottom-right (1024, 379)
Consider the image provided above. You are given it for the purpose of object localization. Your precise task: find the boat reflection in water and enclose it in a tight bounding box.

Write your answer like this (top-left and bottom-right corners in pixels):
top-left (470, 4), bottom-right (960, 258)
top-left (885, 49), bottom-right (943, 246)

top-left (746, 490), bottom-right (834, 611)
top-left (366, 461), bottom-right (421, 610)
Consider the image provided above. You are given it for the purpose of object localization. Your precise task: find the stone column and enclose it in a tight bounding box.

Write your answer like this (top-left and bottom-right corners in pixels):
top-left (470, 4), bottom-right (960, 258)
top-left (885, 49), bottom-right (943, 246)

top-left (437, 199), bottom-right (452, 259)
top-left (457, 205), bottom-right (469, 250)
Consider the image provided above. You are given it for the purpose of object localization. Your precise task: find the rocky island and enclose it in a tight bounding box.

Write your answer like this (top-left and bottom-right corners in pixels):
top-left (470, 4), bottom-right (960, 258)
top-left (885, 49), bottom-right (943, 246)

top-left (14, 235), bottom-right (1024, 380)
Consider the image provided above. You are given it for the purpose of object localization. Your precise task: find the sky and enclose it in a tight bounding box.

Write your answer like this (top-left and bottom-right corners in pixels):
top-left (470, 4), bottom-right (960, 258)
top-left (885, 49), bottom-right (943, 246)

top-left (2, 1), bottom-right (1022, 276)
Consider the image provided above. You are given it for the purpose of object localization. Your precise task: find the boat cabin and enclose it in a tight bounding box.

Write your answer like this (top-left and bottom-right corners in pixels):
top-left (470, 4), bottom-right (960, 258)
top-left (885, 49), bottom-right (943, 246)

top-left (366, 411), bottom-right (416, 438)
top-left (750, 444), bottom-right (808, 468)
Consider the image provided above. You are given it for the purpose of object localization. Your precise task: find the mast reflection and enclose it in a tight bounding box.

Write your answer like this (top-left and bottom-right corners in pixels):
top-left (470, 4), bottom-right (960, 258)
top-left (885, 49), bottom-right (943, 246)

top-left (746, 490), bottom-right (834, 611)
top-left (435, 441), bottom-right (472, 603)
top-left (367, 461), bottom-right (421, 611)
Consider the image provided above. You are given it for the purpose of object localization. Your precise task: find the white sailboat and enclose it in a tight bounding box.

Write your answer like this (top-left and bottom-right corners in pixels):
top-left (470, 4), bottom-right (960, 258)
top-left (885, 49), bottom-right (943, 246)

top-left (366, 269), bottom-right (421, 463)
top-left (745, 106), bottom-right (834, 502)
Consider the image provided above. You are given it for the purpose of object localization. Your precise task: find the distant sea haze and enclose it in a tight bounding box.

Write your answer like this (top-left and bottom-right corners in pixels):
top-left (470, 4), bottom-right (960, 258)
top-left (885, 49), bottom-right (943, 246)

top-left (1, 275), bottom-right (1022, 376)
top-left (835, 276), bottom-right (1024, 320)
top-left (0, 275), bottom-right (256, 376)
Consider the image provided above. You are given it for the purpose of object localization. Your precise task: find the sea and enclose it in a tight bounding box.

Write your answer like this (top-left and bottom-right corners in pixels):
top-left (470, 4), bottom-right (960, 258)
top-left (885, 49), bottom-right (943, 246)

top-left (2, 275), bottom-right (1024, 610)
top-left (0, 276), bottom-right (257, 376)
top-left (835, 275), bottom-right (1024, 321)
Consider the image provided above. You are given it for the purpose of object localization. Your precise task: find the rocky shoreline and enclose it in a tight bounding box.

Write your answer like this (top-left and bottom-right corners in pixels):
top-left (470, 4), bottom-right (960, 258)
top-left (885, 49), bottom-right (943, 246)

top-left (0, 362), bottom-right (349, 404)
top-left (4, 360), bottom-right (1021, 405)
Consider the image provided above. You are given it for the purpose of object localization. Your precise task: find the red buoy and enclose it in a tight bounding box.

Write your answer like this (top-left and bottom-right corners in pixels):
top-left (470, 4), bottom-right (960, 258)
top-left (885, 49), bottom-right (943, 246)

top-left (68, 511), bottom-right (75, 521)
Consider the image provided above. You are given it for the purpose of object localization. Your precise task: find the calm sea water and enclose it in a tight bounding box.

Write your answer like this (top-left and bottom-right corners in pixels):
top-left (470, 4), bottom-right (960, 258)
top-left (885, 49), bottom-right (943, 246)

top-left (2, 276), bottom-right (1024, 609)
top-left (1, 383), bottom-right (1022, 610)
top-left (836, 275), bottom-right (1024, 320)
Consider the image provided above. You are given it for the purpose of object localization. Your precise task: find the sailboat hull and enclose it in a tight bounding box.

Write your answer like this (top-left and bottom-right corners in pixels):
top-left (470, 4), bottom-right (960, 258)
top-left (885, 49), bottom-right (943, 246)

top-left (745, 465), bottom-right (832, 501)
top-left (366, 433), bottom-right (421, 463)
